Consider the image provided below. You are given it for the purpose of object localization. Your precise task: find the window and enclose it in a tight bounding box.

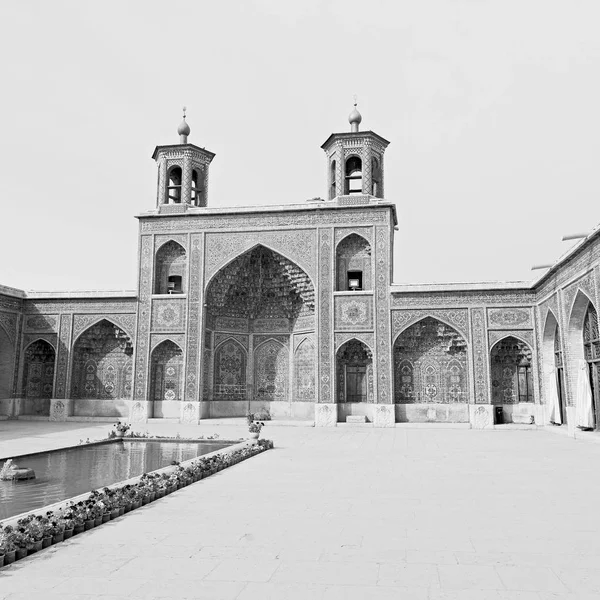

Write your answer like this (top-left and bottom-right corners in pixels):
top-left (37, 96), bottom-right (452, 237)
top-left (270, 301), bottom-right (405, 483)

top-left (345, 156), bottom-right (362, 195)
top-left (330, 160), bottom-right (336, 199)
top-left (168, 275), bottom-right (183, 294)
top-left (190, 169), bottom-right (202, 206)
top-left (371, 156), bottom-right (381, 197)
top-left (167, 167), bottom-right (182, 204)
top-left (347, 271), bottom-right (362, 291)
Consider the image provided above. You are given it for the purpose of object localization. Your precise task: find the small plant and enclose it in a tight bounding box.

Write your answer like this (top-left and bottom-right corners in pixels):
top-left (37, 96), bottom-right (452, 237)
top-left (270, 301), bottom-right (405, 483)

top-left (113, 421), bottom-right (131, 435)
top-left (247, 413), bottom-right (265, 435)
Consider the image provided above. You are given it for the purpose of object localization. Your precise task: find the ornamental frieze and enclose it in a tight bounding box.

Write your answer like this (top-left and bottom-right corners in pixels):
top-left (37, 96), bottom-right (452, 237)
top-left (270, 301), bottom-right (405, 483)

top-left (488, 329), bottom-right (534, 350)
top-left (73, 313), bottom-right (137, 342)
top-left (205, 230), bottom-right (317, 281)
top-left (335, 332), bottom-right (375, 352)
top-left (391, 308), bottom-right (469, 341)
top-left (23, 333), bottom-right (57, 350)
top-left (254, 334), bottom-right (289, 347)
top-left (0, 311), bottom-right (18, 344)
top-left (335, 226), bottom-right (372, 245)
top-left (151, 299), bottom-right (186, 331)
top-left (392, 292), bottom-right (535, 307)
top-left (23, 300), bottom-right (137, 314)
top-left (150, 333), bottom-right (186, 352)
top-left (214, 333), bottom-right (249, 350)
top-left (24, 314), bottom-right (58, 332)
top-left (334, 296), bottom-right (373, 330)
top-left (563, 270), bottom-right (597, 315)
top-left (487, 307), bottom-right (532, 329)
top-left (0, 296), bottom-right (22, 311)
top-left (294, 315), bottom-right (315, 331)
top-left (471, 308), bottom-right (489, 404)
top-left (140, 209), bottom-right (389, 233)
top-left (155, 234), bottom-right (188, 251)
top-left (253, 318), bottom-right (290, 332)
top-left (214, 317), bottom-right (248, 332)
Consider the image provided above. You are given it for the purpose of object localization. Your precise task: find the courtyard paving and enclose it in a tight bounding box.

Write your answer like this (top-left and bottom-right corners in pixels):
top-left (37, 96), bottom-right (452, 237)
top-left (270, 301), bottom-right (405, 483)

top-left (1, 421), bottom-right (600, 599)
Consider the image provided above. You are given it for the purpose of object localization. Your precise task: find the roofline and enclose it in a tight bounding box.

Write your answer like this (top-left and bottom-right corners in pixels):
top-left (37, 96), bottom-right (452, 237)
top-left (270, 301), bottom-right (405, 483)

top-left (320, 130), bottom-right (391, 150)
top-left (24, 290), bottom-right (138, 300)
top-left (136, 199), bottom-right (398, 226)
top-left (151, 143), bottom-right (216, 161)
top-left (0, 284), bottom-right (27, 299)
top-left (390, 281), bottom-right (534, 294)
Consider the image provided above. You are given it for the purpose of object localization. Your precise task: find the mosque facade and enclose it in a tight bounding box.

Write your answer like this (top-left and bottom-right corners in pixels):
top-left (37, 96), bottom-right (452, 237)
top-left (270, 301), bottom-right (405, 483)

top-left (1, 108), bottom-right (599, 433)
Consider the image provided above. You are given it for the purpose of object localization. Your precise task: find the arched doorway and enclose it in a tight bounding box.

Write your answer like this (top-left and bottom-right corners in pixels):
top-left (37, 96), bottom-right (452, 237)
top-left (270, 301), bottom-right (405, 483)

top-left (583, 303), bottom-right (600, 428)
top-left (541, 311), bottom-right (566, 425)
top-left (336, 339), bottom-right (373, 421)
top-left (70, 319), bottom-right (133, 417)
top-left (22, 339), bottom-right (55, 416)
top-left (150, 340), bottom-right (184, 418)
top-left (393, 317), bottom-right (469, 422)
top-left (490, 337), bottom-right (534, 406)
top-left (205, 245), bottom-right (315, 419)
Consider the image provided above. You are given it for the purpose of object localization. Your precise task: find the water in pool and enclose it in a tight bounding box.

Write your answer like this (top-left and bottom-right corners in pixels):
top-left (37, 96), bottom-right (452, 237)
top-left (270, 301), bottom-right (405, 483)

top-left (0, 440), bottom-right (231, 520)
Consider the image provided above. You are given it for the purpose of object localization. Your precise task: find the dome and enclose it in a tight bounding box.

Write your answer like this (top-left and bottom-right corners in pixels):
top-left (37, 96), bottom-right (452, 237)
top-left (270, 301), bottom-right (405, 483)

top-left (348, 105), bottom-right (362, 127)
top-left (177, 118), bottom-right (191, 137)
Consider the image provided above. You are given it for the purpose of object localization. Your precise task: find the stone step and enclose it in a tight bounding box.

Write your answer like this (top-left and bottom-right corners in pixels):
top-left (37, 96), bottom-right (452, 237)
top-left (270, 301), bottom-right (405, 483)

top-left (346, 415), bottom-right (367, 424)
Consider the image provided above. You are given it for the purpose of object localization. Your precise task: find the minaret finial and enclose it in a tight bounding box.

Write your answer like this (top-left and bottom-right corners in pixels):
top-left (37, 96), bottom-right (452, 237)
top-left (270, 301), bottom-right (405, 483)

top-left (348, 98), bottom-right (362, 133)
top-left (177, 106), bottom-right (191, 143)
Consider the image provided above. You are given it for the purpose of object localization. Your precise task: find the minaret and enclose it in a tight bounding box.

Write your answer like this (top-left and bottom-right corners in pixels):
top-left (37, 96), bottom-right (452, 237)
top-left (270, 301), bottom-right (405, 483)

top-left (151, 108), bottom-right (215, 212)
top-left (321, 103), bottom-right (390, 201)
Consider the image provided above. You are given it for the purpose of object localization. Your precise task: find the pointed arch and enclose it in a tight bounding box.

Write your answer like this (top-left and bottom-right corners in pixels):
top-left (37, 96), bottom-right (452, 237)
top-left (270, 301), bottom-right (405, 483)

top-left (393, 316), bottom-right (468, 404)
top-left (254, 338), bottom-right (289, 401)
top-left (336, 338), bottom-right (373, 403)
top-left (489, 334), bottom-right (534, 354)
top-left (541, 309), bottom-right (566, 424)
top-left (23, 336), bottom-right (56, 353)
top-left (294, 336), bottom-right (315, 402)
top-left (22, 339), bottom-right (56, 401)
top-left (154, 240), bottom-right (187, 295)
top-left (150, 339), bottom-right (184, 403)
top-left (214, 337), bottom-right (247, 401)
top-left (335, 233), bottom-right (372, 291)
top-left (72, 316), bottom-right (135, 346)
top-left (490, 336), bottom-right (534, 404)
top-left (393, 314), bottom-right (470, 345)
top-left (70, 319), bottom-right (133, 400)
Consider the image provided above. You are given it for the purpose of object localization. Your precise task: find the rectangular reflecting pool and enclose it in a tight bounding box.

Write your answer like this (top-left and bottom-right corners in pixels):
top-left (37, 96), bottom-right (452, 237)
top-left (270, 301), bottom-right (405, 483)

top-left (0, 439), bottom-right (231, 521)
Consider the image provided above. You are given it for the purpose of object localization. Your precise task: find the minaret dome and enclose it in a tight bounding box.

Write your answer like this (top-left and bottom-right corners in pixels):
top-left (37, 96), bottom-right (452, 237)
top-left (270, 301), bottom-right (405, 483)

top-left (348, 103), bottom-right (362, 133)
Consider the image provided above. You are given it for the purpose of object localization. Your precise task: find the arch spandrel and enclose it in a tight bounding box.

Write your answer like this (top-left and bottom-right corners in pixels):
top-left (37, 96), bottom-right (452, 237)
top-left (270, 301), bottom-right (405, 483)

top-left (392, 310), bottom-right (470, 344)
top-left (205, 230), bottom-right (317, 283)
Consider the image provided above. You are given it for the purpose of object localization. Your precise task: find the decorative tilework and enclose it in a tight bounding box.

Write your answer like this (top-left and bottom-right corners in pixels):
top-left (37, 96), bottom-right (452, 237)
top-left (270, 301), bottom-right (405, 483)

top-left (375, 227), bottom-right (392, 403)
top-left (134, 236), bottom-right (153, 400)
top-left (334, 296), bottom-right (373, 330)
top-left (488, 329), bottom-right (534, 350)
top-left (151, 299), bottom-right (186, 331)
top-left (24, 315), bottom-right (58, 332)
top-left (563, 270), bottom-right (597, 316)
top-left (471, 308), bottom-right (489, 404)
top-left (205, 230), bottom-right (317, 282)
top-left (185, 233), bottom-right (202, 400)
top-left (0, 311), bottom-right (18, 345)
top-left (319, 229), bottom-right (333, 403)
top-left (73, 314), bottom-right (136, 343)
top-left (54, 314), bottom-right (72, 399)
top-left (335, 332), bottom-right (374, 352)
top-left (391, 309), bottom-right (469, 341)
top-left (487, 308), bottom-right (532, 329)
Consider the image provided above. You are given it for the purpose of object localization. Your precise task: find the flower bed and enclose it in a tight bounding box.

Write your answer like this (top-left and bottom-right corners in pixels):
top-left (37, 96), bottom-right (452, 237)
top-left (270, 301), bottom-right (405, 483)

top-left (0, 438), bottom-right (273, 567)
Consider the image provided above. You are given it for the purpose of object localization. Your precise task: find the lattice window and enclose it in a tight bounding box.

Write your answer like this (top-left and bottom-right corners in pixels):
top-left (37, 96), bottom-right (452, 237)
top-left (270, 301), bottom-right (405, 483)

top-left (583, 304), bottom-right (600, 362)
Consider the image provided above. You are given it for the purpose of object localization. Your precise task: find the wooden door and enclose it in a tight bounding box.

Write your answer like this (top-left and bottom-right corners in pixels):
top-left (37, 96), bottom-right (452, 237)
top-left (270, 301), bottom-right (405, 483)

top-left (346, 366), bottom-right (367, 402)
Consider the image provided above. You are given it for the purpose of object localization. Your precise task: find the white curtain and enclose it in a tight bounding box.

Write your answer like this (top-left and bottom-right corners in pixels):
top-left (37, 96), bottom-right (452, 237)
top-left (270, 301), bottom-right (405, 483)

top-left (576, 359), bottom-right (595, 429)
top-left (547, 367), bottom-right (562, 424)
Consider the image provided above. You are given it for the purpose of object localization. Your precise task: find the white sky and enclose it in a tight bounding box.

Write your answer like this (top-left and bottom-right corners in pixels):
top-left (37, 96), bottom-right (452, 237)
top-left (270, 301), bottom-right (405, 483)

top-left (1, 0), bottom-right (599, 292)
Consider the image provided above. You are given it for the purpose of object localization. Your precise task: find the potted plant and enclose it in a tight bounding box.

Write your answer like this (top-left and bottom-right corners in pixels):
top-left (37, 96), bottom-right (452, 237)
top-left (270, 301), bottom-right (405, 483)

top-left (39, 514), bottom-right (54, 548)
top-left (112, 421), bottom-right (131, 438)
top-left (13, 527), bottom-right (31, 560)
top-left (247, 413), bottom-right (265, 440)
top-left (0, 525), bottom-right (17, 566)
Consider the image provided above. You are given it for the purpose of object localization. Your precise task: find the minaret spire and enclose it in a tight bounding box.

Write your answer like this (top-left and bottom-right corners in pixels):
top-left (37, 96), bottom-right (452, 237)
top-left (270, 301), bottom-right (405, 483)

top-left (177, 106), bottom-right (190, 143)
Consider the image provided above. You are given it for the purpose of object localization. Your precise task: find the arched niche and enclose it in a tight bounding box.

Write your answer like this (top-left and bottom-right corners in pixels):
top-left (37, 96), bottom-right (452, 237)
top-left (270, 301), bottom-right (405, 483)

top-left (541, 310), bottom-right (566, 424)
top-left (22, 339), bottom-right (56, 415)
top-left (336, 339), bottom-right (373, 404)
top-left (254, 339), bottom-right (288, 401)
top-left (293, 337), bottom-right (315, 402)
top-left (150, 340), bottom-right (184, 417)
top-left (335, 234), bottom-right (372, 292)
top-left (490, 336), bottom-right (534, 404)
top-left (213, 338), bottom-right (247, 401)
top-left (154, 240), bottom-right (187, 295)
top-left (70, 319), bottom-right (133, 401)
top-left (567, 290), bottom-right (599, 428)
top-left (0, 325), bottom-right (14, 402)
top-left (393, 317), bottom-right (468, 404)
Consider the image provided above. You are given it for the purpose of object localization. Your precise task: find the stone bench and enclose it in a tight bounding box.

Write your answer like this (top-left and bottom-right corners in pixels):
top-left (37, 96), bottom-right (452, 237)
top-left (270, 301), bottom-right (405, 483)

top-left (511, 414), bottom-right (535, 425)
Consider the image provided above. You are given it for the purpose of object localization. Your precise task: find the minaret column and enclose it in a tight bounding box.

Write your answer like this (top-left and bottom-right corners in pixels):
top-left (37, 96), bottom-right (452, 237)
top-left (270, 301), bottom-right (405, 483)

top-left (182, 149), bottom-right (193, 205)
